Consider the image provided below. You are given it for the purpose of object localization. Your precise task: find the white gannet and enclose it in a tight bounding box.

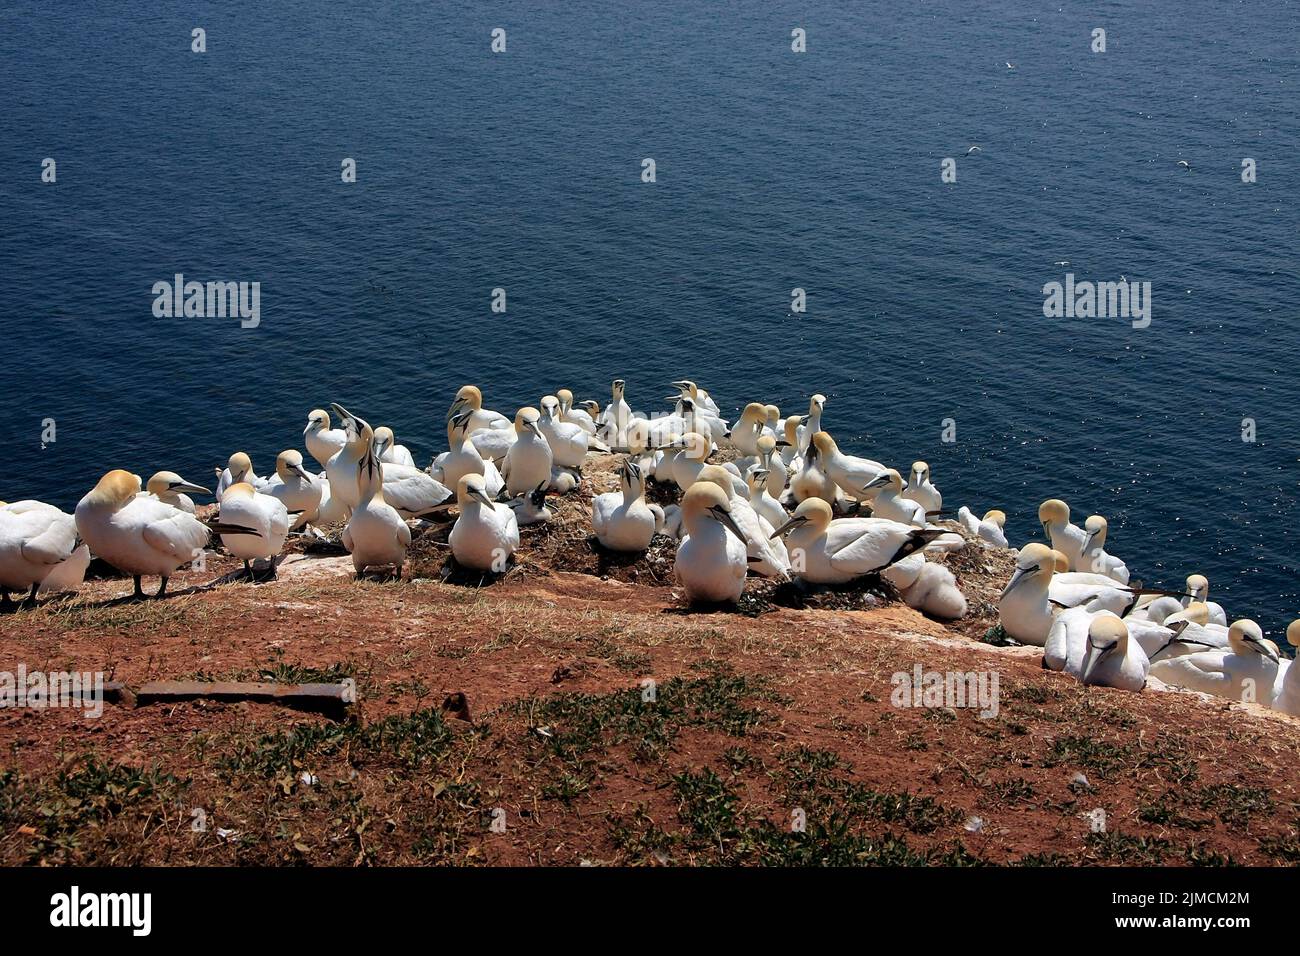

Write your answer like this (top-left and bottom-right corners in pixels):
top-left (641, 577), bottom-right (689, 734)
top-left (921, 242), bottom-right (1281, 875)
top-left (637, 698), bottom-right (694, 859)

top-left (763, 405), bottom-right (782, 441)
top-left (813, 433), bottom-right (886, 504)
top-left (745, 467), bottom-right (788, 532)
top-left (601, 379), bottom-right (636, 450)
top-left (219, 481), bottom-right (291, 575)
top-left (264, 450), bottom-right (323, 530)
top-left (998, 543), bottom-right (1069, 646)
top-left (1150, 619), bottom-right (1280, 707)
top-left (662, 390), bottom-right (727, 446)
top-left (1039, 499), bottom-right (1088, 571)
top-left (556, 388), bottom-right (597, 435)
top-left (142, 472), bottom-right (211, 514)
top-left (507, 482), bottom-right (553, 526)
top-left (342, 444), bottom-right (411, 577)
top-left (75, 470), bottom-right (259, 598)
top-left (1050, 568), bottom-right (1141, 617)
top-left (671, 379), bottom-right (721, 416)
top-left (0, 500), bottom-right (83, 605)
top-left (863, 469), bottom-right (927, 526)
top-left (1043, 605), bottom-right (1101, 673)
top-left (674, 482), bottom-right (748, 603)
top-left (1080, 514), bottom-right (1129, 583)
top-left (755, 434), bottom-right (785, 498)
top-left (1076, 614), bottom-right (1149, 691)
top-left (304, 409), bottom-right (347, 471)
top-left (728, 403), bottom-right (768, 457)
top-left (432, 409), bottom-right (505, 498)
top-left (449, 473), bottom-right (520, 572)
top-left (665, 432), bottom-right (715, 493)
top-left (901, 461), bottom-right (942, 514)
top-left (327, 405), bottom-right (453, 518)
top-left (592, 457), bottom-right (658, 552)
top-left (501, 407), bottom-right (554, 497)
top-left (215, 452), bottom-right (267, 497)
top-left (770, 498), bottom-right (944, 586)
top-left (789, 433), bottom-right (840, 505)
top-left (779, 415), bottom-right (803, 470)
top-left (880, 551), bottom-right (968, 620)
top-left (1184, 573), bottom-right (1229, 626)
top-left (697, 464), bottom-right (789, 579)
top-left (539, 394), bottom-right (606, 468)
top-left (373, 426), bottom-right (416, 468)
top-left (1270, 621), bottom-right (1300, 716)
top-left (448, 385), bottom-right (511, 433)
top-left (796, 394), bottom-right (826, 454)
top-left (957, 507), bottom-right (1009, 548)
top-left (1127, 603), bottom-right (1221, 661)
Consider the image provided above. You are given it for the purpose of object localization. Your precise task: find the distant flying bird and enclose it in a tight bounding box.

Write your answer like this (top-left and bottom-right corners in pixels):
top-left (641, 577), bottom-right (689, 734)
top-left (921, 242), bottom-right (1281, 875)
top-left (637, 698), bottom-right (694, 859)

top-left (966, 145), bottom-right (982, 155)
top-left (1005, 62), bottom-right (1014, 69)
top-left (1055, 260), bottom-right (1070, 266)
top-left (1177, 160), bottom-right (1191, 170)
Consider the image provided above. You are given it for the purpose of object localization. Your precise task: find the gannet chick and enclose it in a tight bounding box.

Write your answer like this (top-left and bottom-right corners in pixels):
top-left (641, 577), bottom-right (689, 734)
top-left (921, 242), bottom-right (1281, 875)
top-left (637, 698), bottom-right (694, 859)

top-left (501, 407), bottom-right (554, 497)
top-left (1039, 499), bottom-right (1088, 571)
top-left (880, 552), bottom-right (968, 619)
top-left (539, 394), bottom-right (607, 468)
top-left (557, 389), bottom-right (597, 435)
top-left (0, 500), bottom-right (83, 606)
top-left (304, 409), bottom-right (347, 471)
top-left (143, 472), bottom-right (211, 514)
top-left (1271, 622), bottom-right (1300, 716)
top-left (957, 507), bottom-right (1009, 547)
top-left (1080, 514), bottom-right (1129, 583)
top-left (507, 482), bottom-right (552, 526)
top-left (343, 444), bottom-right (411, 577)
top-left (901, 461), bottom-right (942, 513)
top-left (449, 474), bottom-right (520, 573)
top-left (755, 434), bottom-right (785, 498)
top-left (697, 465), bottom-right (789, 579)
top-left (998, 543), bottom-right (1069, 646)
top-left (745, 467), bottom-right (788, 531)
top-left (328, 405), bottom-right (453, 518)
top-left (215, 452), bottom-right (266, 497)
top-left (592, 457), bottom-right (657, 552)
top-left (1150, 619), bottom-right (1280, 707)
top-left (812, 433), bottom-right (886, 503)
top-left (1077, 615), bottom-right (1149, 690)
top-left (789, 433), bottom-right (840, 505)
top-left (863, 469), bottom-right (926, 526)
top-left (432, 409), bottom-right (505, 497)
top-left (1184, 573), bottom-right (1228, 626)
top-left (219, 482), bottom-right (291, 576)
top-left (75, 470), bottom-right (259, 598)
top-left (373, 426), bottom-right (416, 468)
top-left (770, 498), bottom-right (945, 586)
top-left (264, 450), bottom-right (323, 530)
top-left (796, 394), bottom-right (826, 454)
top-left (674, 482), bottom-right (748, 603)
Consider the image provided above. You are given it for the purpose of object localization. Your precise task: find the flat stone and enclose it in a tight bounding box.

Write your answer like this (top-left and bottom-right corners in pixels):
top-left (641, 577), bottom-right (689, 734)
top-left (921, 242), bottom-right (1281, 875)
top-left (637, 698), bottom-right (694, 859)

top-left (134, 680), bottom-right (354, 719)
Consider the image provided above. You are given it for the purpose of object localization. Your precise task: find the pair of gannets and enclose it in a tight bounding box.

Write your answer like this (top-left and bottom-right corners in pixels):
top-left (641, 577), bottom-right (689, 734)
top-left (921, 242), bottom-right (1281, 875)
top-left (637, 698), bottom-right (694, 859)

top-left (450, 473), bottom-right (520, 572)
top-left (592, 457), bottom-right (660, 552)
top-left (1043, 609), bottom-right (1151, 691)
top-left (75, 471), bottom-right (262, 598)
top-left (1039, 499), bottom-right (1129, 583)
top-left (327, 404), bottom-right (453, 518)
top-left (447, 386), bottom-right (515, 462)
top-left (0, 500), bottom-right (89, 605)
top-left (556, 389), bottom-right (597, 435)
top-left (696, 465), bottom-right (789, 579)
top-left (998, 543), bottom-right (1146, 646)
top-left (957, 507), bottom-right (1009, 548)
top-left (1128, 574), bottom-right (1228, 628)
top-left (1149, 619), bottom-right (1280, 706)
top-left (215, 452), bottom-right (267, 497)
top-left (539, 395), bottom-right (608, 467)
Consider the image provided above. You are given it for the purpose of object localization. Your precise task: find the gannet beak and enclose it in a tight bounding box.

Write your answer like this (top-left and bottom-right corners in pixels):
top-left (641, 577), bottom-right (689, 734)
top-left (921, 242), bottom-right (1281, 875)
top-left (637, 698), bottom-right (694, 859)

top-left (1082, 532), bottom-right (1096, 554)
top-left (1080, 637), bottom-right (1117, 685)
top-left (1002, 565), bottom-right (1037, 597)
top-left (330, 402), bottom-right (355, 423)
top-left (862, 474), bottom-right (890, 491)
top-left (775, 439), bottom-right (792, 448)
top-left (710, 505), bottom-right (747, 544)
top-left (1246, 634), bottom-right (1279, 662)
top-left (291, 465), bottom-right (312, 481)
top-left (174, 481), bottom-right (212, 495)
top-left (770, 514), bottom-right (807, 539)
top-left (469, 487), bottom-right (495, 508)
top-left (529, 421), bottom-right (544, 438)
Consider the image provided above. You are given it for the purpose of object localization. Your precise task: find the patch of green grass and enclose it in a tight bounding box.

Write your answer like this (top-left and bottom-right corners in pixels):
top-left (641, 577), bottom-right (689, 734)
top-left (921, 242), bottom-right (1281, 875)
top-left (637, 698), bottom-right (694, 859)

top-left (1087, 830), bottom-right (1171, 864)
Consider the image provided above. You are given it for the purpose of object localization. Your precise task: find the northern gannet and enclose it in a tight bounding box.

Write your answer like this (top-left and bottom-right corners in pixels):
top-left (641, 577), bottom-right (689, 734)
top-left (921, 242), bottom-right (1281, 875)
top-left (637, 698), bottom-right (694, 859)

top-left (901, 461), bottom-right (942, 514)
top-left (770, 498), bottom-right (943, 585)
top-left (1080, 514), bottom-right (1129, 583)
top-left (327, 405), bottom-right (453, 518)
top-left (1271, 621), bottom-right (1300, 716)
top-left (143, 472), bottom-right (211, 514)
top-left (264, 450), bottom-right (323, 530)
top-left (1039, 499), bottom-right (1088, 571)
top-left (556, 388), bottom-right (597, 435)
top-left (373, 426), bottom-right (416, 468)
top-left (745, 467), bottom-right (788, 532)
top-left (796, 394), bottom-right (826, 454)
top-left (1150, 619), bottom-right (1280, 706)
top-left (673, 482), bottom-right (748, 603)
top-left (501, 407), bottom-right (553, 497)
top-left (957, 507), bottom-right (1009, 548)
top-left (343, 444), bottom-right (411, 577)
top-left (1077, 614), bottom-right (1149, 690)
top-left (601, 379), bottom-right (636, 450)
top-left (998, 543), bottom-right (1069, 646)
top-left (0, 500), bottom-right (83, 605)
top-left (449, 473), bottom-right (520, 572)
top-left (1126, 602), bottom-right (1220, 661)
top-left (539, 395), bottom-right (606, 468)
top-left (863, 469), bottom-right (926, 526)
top-left (812, 432), bottom-right (885, 503)
top-left (447, 385), bottom-right (511, 433)
top-left (75, 470), bottom-right (258, 598)
top-left (728, 403), bottom-right (768, 457)
top-left (755, 434), bottom-right (785, 498)
top-left (432, 409), bottom-right (505, 498)
top-left (215, 452), bottom-right (267, 497)
top-left (592, 457), bottom-right (658, 552)
top-left (304, 409), bottom-right (347, 471)
top-left (697, 465), bottom-right (789, 579)
top-left (789, 432), bottom-right (840, 505)
top-left (219, 481), bottom-right (291, 575)
top-left (671, 379), bottom-right (721, 416)
top-left (779, 416), bottom-right (802, 470)
top-left (1184, 574), bottom-right (1228, 626)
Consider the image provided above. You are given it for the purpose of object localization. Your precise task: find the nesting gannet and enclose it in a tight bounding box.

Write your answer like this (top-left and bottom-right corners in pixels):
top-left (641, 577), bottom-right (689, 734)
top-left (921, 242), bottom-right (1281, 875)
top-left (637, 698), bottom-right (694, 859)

top-left (1076, 615), bottom-right (1149, 690)
top-left (0, 500), bottom-right (83, 605)
top-left (1050, 568), bottom-right (1141, 617)
top-left (507, 482), bottom-right (552, 526)
top-left (327, 405), bottom-right (452, 518)
top-left (1078, 514), bottom-right (1129, 583)
top-left (215, 452), bottom-right (267, 497)
top-left (1184, 574), bottom-right (1228, 626)
top-left (75, 470), bottom-right (259, 598)
top-left (219, 482), bottom-right (291, 575)
top-left (789, 432), bottom-right (840, 505)
top-left (998, 543), bottom-right (1069, 646)
top-left (863, 469), bottom-right (927, 526)
top-left (1126, 603), bottom-right (1219, 661)
top-left (576, 400), bottom-right (604, 434)
top-left (432, 410), bottom-right (505, 498)
top-left (304, 409), bottom-right (348, 470)
top-left (143, 472), bottom-right (211, 514)
top-left (1039, 499), bottom-right (1088, 571)
top-left (746, 467), bottom-right (788, 532)
top-left (1150, 619), bottom-right (1280, 707)
top-left (957, 507), bottom-right (1009, 548)
top-left (1043, 605), bottom-right (1102, 673)
top-left (697, 465), bottom-right (789, 579)
top-left (901, 462), bottom-right (942, 514)
top-left (501, 407), bottom-right (554, 497)
top-left (812, 433), bottom-right (887, 504)
top-left (592, 457), bottom-right (658, 552)
top-left (448, 385), bottom-right (511, 433)
top-left (671, 379), bottom-right (721, 416)
top-left (449, 474), bottom-right (520, 573)
top-left (1270, 622), bottom-right (1300, 716)
top-left (264, 450), bottom-right (323, 530)
top-left (796, 394), bottom-right (826, 454)
top-left (556, 389), bottom-right (597, 435)
top-left (343, 444), bottom-right (411, 577)
top-left (663, 391), bottom-right (727, 446)
top-left (674, 482), bottom-right (748, 603)
top-left (373, 426), bottom-right (417, 468)
top-left (771, 498), bottom-right (944, 585)
top-left (539, 395), bottom-right (606, 468)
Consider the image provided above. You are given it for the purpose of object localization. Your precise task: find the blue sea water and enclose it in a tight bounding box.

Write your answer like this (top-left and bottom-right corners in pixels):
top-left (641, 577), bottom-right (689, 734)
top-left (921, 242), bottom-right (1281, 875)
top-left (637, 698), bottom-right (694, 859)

top-left (1, 1), bottom-right (1297, 631)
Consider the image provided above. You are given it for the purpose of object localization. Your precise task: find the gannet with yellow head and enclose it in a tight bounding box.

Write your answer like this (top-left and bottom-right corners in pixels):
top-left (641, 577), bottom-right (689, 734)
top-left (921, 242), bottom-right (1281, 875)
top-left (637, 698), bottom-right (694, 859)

top-left (795, 394), bottom-right (826, 454)
top-left (998, 543), bottom-right (1070, 645)
top-left (863, 469), bottom-right (926, 526)
top-left (556, 388), bottom-right (597, 435)
top-left (674, 482), bottom-right (748, 603)
top-left (215, 451), bottom-right (266, 498)
top-left (900, 461), bottom-right (942, 514)
top-left (264, 450), bottom-right (323, 530)
top-left (957, 506), bottom-right (1008, 548)
top-left (343, 442), bottom-right (411, 577)
top-left (1038, 499), bottom-right (1088, 571)
top-left (1150, 619), bottom-right (1280, 706)
top-left (328, 404), bottom-right (453, 518)
top-left (697, 464), bottom-right (789, 579)
top-left (500, 407), bottom-right (553, 497)
top-left (218, 481), bottom-right (291, 575)
top-left (142, 472), bottom-right (211, 514)
top-left (304, 409), bottom-right (347, 471)
top-left (373, 425), bottom-right (416, 468)
top-left (539, 394), bottom-right (607, 469)
top-left (1080, 514), bottom-right (1129, 583)
top-left (432, 408), bottom-right (505, 497)
top-left (449, 473), bottom-right (520, 572)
